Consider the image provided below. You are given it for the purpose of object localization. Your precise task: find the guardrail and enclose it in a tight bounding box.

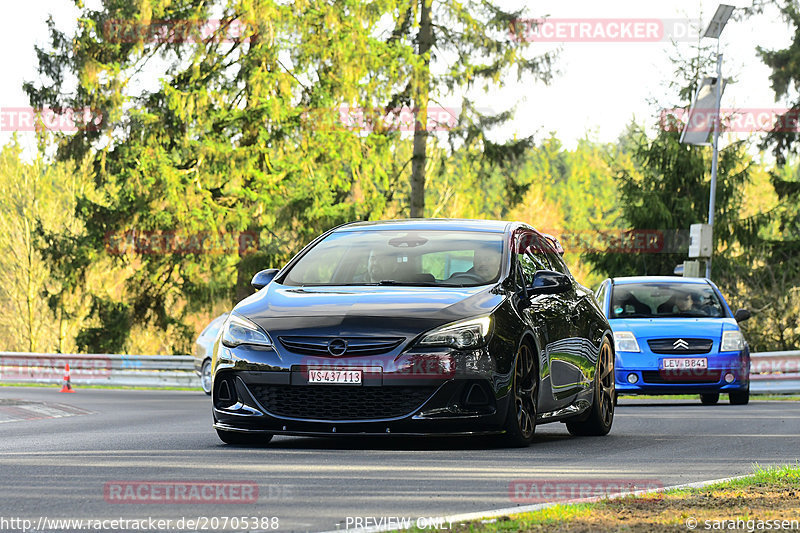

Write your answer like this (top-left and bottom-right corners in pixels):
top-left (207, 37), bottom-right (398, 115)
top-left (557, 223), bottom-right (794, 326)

top-left (0, 352), bottom-right (199, 389)
top-left (0, 351), bottom-right (798, 394)
top-left (749, 351), bottom-right (800, 394)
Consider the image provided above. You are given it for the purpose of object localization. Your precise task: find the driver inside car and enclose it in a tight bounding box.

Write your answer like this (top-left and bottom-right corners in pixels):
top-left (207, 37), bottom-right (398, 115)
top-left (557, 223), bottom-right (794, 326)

top-left (658, 290), bottom-right (707, 315)
top-left (469, 247), bottom-right (502, 282)
top-left (367, 252), bottom-right (399, 282)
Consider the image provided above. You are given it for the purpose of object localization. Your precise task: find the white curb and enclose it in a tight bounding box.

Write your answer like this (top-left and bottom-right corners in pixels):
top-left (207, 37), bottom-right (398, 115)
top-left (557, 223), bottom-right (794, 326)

top-left (317, 474), bottom-right (752, 533)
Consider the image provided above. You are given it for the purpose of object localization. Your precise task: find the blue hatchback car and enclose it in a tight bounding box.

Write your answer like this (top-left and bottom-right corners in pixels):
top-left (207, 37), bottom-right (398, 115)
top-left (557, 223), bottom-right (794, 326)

top-left (594, 276), bottom-right (751, 405)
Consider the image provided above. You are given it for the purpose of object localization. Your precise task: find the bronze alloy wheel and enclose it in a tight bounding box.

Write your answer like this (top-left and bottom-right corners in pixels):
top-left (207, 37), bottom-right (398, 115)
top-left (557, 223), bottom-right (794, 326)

top-left (597, 340), bottom-right (615, 428)
top-left (566, 337), bottom-right (615, 436)
top-left (504, 341), bottom-right (538, 446)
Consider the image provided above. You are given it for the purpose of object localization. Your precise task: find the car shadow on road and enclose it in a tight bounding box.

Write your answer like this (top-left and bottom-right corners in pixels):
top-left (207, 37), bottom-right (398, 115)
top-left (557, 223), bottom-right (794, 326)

top-left (218, 432), bottom-right (574, 451)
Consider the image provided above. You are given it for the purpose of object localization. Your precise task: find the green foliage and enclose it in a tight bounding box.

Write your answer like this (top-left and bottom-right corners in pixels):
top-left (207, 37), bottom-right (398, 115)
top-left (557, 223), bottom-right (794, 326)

top-left (75, 297), bottom-right (132, 354)
top-left (0, 137), bottom-right (90, 352)
top-left (13, 1), bottom-right (798, 355)
top-left (26, 1), bottom-right (419, 352)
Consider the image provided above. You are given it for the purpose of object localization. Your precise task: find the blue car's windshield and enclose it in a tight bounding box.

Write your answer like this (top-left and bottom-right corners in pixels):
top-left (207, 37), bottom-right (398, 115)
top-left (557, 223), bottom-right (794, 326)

top-left (282, 230), bottom-right (506, 287)
top-left (610, 282), bottom-right (725, 319)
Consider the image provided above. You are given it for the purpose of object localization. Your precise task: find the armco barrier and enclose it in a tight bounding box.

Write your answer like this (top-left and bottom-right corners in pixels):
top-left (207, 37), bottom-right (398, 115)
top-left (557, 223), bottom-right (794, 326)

top-left (0, 352), bottom-right (199, 388)
top-left (0, 351), bottom-right (798, 394)
top-left (749, 351), bottom-right (800, 394)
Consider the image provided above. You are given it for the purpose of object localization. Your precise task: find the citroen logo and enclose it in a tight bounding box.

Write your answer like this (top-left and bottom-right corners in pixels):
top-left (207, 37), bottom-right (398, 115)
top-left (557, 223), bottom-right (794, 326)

top-left (673, 339), bottom-right (690, 350)
top-left (327, 338), bottom-right (348, 356)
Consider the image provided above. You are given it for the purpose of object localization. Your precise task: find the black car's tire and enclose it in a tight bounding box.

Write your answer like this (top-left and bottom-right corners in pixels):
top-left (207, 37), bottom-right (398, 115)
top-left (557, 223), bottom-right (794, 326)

top-left (200, 359), bottom-right (212, 395)
top-left (216, 429), bottom-right (274, 446)
top-left (700, 393), bottom-right (719, 405)
top-left (566, 337), bottom-right (615, 437)
top-left (502, 341), bottom-right (538, 447)
top-left (729, 388), bottom-right (750, 405)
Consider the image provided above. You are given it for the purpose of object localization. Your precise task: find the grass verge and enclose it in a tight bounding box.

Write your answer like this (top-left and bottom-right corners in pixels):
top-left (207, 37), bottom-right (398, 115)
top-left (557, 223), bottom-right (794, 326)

top-left (424, 465), bottom-right (800, 533)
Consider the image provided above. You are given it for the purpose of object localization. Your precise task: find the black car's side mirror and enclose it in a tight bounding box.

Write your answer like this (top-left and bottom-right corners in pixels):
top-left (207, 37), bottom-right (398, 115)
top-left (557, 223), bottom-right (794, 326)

top-left (251, 269), bottom-right (279, 290)
top-left (528, 270), bottom-right (572, 296)
top-left (734, 308), bottom-right (751, 323)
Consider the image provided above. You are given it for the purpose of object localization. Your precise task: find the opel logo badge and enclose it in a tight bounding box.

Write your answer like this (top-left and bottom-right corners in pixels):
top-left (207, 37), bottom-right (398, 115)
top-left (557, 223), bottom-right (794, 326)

top-left (327, 338), bottom-right (348, 356)
top-left (673, 339), bottom-right (689, 350)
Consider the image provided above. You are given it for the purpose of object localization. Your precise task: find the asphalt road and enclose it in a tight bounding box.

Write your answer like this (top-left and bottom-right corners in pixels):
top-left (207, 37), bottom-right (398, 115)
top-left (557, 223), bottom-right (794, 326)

top-left (0, 386), bottom-right (798, 532)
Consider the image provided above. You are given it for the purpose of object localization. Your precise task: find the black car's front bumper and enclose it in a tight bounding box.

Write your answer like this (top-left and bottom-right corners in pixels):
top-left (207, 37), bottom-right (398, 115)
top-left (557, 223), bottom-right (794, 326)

top-left (212, 344), bottom-right (512, 436)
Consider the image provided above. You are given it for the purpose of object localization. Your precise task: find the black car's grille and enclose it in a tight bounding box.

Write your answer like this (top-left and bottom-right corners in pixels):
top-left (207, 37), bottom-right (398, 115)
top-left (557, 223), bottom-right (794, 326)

top-left (641, 370), bottom-right (721, 384)
top-left (278, 336), bottom-right (404, 357)
top-left (647, 338), bottom-right (713, 354)
top-left (247, 384), bottom-right (437, 420)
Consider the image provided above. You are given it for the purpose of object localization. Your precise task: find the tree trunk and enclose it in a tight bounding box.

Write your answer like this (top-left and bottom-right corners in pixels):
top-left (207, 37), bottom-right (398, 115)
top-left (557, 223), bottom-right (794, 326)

top-left (24, 215), bottom-right (36, 352)
top-left (410, 0), bottom-right (433, 218)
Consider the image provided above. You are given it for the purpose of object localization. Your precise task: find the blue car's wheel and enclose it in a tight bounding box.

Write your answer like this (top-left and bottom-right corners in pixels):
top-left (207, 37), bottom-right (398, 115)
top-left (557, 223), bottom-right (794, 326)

top-left (700, 393), bottom-right (719, 405)
top-left (729, 388), bottom-right (749, 405)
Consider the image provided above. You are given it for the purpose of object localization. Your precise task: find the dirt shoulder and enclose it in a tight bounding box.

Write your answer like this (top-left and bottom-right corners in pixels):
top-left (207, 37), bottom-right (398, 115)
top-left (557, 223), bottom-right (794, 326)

top-left (446, 466), bottom-right (800, 533)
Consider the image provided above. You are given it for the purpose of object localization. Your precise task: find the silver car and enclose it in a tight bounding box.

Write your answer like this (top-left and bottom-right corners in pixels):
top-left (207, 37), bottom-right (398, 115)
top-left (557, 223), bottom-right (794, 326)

top-left (194, 313), bottom-right (228, 394)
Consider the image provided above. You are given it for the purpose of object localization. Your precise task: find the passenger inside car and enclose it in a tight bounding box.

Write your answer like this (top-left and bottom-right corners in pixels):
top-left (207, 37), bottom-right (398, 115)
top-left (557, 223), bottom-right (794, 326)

top-left (611, 292), bottom-right (651, 317)
top-left (470, 247), bottom-right (502, 281)
top-left (444, 245), bottom-right (502, 283)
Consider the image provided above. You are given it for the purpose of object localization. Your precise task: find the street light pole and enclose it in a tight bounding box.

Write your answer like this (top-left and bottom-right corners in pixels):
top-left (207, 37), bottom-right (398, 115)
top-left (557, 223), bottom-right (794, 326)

top-left (707, 48), bottom-right (723, 279)
top-left (701, 3), bottom-right (734, 279)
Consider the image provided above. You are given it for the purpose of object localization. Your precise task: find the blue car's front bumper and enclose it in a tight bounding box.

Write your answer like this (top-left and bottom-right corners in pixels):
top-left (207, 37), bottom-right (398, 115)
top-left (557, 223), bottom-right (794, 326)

top-left (615, 349), bottom-right (749, 395)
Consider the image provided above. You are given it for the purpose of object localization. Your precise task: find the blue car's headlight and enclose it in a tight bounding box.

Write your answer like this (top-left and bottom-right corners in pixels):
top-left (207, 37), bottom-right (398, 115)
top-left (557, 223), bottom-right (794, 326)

top-left (221, 314), bottom-right (273, 348)
top-left (720, 330), bottom-right (744, 352)
top-left (418, 316), bottom-right (492, 349)
top-left (614, 331), bottom-right (640, 352)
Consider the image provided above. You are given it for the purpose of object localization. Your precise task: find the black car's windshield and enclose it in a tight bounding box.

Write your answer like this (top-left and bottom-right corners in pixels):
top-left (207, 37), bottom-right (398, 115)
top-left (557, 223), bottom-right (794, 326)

top-left (610, 282), bottom-right (725, 319)
top-left (282, 229), bottom-right (506, 287)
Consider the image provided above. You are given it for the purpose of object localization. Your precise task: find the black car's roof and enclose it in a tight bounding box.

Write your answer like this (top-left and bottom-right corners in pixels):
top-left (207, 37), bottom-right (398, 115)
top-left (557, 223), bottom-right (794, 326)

top-left (334, 219), bottom-right (515, 233)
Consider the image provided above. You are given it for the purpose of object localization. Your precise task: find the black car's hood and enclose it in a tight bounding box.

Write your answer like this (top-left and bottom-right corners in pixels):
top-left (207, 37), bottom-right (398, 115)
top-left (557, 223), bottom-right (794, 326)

top-left (234, 283), bottom-right (506, 338)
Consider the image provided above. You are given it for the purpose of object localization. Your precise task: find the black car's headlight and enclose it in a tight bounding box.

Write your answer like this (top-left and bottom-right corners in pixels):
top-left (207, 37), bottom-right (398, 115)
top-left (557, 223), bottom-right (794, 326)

top-left (418, 316), bottom-right (492, 349)
top-left (221, 313), bottom-right (273, 348)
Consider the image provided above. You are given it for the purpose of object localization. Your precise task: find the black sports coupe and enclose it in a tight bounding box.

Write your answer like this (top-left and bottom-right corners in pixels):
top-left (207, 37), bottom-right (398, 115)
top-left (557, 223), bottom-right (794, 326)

top-left (212, 219), bottom-right (614, 446)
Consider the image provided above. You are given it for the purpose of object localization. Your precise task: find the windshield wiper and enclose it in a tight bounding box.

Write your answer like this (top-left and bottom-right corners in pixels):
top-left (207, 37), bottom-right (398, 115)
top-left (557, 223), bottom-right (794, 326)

top-left (300, 280), bottom-right (456, 287)
top-left (376, 280), bottom-right (442, 287)
top-left (316, 281), bottom-right (442, 287)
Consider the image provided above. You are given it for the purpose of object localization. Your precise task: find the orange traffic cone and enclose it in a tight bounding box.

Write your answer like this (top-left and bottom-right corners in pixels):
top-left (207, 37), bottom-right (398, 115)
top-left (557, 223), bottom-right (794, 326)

top-left (59, 363), bottom-right (75, 393)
